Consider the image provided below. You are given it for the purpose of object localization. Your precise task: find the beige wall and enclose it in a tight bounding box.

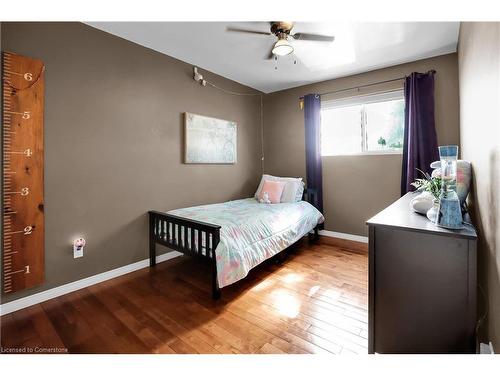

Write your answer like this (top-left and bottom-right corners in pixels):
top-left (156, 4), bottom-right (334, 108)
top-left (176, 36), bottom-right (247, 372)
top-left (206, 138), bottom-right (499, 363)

top-left (264, 53), bottom-right (460, 236)
top-left (458, 22), bottom-right (500, 351)
top-left (0, 22), bottom-right (263, 303)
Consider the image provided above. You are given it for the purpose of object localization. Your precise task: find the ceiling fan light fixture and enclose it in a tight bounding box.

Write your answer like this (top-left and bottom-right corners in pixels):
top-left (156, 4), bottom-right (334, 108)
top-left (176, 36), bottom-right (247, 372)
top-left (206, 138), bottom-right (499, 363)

top-left (272, 38), bottom-right (294, 56)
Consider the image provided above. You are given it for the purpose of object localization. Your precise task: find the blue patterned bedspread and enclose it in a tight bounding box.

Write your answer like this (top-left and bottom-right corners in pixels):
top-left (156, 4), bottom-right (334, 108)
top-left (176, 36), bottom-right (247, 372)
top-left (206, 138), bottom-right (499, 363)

top-left (168, 198), bottom-right (324, 288)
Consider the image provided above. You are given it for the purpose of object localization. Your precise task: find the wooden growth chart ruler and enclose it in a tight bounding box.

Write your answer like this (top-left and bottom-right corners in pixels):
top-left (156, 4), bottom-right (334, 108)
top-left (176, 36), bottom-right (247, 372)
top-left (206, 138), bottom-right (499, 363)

top-left (2, 52), bottom-right (45, 294)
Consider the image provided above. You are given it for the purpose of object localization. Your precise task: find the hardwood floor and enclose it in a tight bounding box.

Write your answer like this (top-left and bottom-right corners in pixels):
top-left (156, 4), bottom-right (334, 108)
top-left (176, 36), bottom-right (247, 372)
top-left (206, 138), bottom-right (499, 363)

top-left (0, 238), bottom-right (368, 354)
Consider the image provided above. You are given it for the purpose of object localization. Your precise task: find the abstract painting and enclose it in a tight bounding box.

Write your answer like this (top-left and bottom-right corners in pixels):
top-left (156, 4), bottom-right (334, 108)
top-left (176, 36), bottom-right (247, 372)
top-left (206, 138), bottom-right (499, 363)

top-left (184, 112), bottom-right (237, 164)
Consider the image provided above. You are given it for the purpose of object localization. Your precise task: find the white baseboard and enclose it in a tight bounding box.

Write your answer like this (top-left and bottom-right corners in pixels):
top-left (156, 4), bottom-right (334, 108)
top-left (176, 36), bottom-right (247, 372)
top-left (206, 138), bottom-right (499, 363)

top-left (479, 341), bottom-right (496, 354)
top-left (319, 230), bottom-right (369, 244)
top-left (0, 251), bottom-right (182, 316)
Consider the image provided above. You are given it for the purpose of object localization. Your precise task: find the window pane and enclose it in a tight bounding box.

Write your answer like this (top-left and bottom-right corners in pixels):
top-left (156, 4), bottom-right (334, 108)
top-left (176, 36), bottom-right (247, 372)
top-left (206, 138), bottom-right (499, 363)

top-left (321, 105), bottom-right (362, 156)
top-left (365, 99), bottom-right (405, 151)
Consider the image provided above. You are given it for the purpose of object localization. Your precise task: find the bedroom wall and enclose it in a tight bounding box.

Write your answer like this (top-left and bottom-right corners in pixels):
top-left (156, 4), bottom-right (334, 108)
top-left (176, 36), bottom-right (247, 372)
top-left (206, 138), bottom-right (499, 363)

top-left (263, 53), bottom-right (460, 236)
top-left (458, 22), bottom-right (500, 351)
top-left (0, 22), bottom-right (263, 303)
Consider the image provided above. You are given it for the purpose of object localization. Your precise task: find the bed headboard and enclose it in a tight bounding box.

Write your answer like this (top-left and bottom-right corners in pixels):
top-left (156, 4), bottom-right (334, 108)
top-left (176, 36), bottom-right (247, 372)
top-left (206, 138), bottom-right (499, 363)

top-left (303, 188), bottom-right (319, 209)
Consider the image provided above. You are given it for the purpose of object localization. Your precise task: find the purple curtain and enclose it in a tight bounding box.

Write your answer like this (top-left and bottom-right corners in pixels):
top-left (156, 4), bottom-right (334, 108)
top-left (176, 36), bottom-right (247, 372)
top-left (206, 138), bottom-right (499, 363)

top-left (304, 94), bottom-right (323, 213)
top-left (401, 71), bottom-right (439, 195)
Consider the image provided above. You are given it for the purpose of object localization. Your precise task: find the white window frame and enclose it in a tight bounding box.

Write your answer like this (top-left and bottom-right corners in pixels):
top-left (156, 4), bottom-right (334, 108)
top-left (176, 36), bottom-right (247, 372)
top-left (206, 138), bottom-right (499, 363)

top-left (321, 90), bottom-right (405, 156)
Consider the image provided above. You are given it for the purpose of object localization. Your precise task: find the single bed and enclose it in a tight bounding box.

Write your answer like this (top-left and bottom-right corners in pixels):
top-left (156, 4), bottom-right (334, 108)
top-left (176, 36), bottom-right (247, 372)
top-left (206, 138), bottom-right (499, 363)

top-left (148, 188), bottom-right (324, 299)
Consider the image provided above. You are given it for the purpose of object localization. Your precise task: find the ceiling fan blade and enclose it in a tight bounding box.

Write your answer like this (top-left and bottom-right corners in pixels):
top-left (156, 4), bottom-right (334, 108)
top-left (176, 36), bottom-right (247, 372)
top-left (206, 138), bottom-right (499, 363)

top-left (226, 27), bottom-right (272, 36)
top-left (291, 33), bottom-right (335, 42)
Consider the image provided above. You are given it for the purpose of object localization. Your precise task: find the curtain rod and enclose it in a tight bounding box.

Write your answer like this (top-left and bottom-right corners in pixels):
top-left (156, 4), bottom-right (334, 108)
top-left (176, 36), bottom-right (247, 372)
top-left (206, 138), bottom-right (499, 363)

top-left (299, 76), bottom-right (406, 100)
top-left (299, 70), bottom-right (436, 100)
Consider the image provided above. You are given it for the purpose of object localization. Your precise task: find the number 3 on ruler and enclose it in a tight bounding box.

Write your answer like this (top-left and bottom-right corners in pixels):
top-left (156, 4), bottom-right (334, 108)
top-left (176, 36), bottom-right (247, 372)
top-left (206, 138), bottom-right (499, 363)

top-left (21, 187), bottom-right (29, 196)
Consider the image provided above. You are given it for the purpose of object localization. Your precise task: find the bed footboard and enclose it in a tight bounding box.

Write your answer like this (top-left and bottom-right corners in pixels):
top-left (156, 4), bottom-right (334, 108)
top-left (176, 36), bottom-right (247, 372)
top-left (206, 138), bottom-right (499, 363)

top-left (148, 210), bottom-right (222, 299)
top-left (304, 188), bottom-right (321, 242)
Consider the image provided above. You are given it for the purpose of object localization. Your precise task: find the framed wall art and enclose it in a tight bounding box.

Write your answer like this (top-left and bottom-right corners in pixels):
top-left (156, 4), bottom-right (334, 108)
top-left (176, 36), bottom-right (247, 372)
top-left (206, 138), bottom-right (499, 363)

top-left (184, 112), bottom-right (237, 164)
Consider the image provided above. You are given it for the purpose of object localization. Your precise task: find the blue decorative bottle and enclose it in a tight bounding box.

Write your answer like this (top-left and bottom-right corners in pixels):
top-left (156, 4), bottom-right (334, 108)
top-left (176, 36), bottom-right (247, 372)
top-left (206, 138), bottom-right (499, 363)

top-left (436, 145), bottom-right (463, 229)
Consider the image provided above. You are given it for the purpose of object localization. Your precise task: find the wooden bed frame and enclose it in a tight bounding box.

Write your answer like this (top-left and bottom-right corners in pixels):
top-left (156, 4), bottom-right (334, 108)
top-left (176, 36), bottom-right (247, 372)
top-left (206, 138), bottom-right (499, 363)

top-left (148, 188), bottom-right (320, 300)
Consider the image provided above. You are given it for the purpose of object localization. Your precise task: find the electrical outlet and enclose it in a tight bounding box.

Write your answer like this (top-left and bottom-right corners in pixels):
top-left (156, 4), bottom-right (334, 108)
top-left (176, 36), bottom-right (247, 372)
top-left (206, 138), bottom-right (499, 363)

top-left (74, 246), bottom-right (83, 258)
top-left (73, 238), bottom-right (86, 259)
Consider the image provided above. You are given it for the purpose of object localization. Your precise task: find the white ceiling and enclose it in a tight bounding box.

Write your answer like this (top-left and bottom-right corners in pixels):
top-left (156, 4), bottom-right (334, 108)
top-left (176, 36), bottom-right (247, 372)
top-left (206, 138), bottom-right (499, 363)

top-left (87, 22), bottom-right (459, 93)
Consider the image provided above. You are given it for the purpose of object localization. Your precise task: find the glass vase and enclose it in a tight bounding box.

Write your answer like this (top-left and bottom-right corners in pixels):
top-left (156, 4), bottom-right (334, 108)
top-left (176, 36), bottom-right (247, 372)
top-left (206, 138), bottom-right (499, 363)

top-left (436, 145), bottom-right (463, 229)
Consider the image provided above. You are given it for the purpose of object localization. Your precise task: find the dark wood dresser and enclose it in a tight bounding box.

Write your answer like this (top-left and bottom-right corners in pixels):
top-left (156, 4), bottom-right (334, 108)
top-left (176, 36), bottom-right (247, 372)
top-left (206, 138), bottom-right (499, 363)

top-left (366, 193), bottom-right (477, 353)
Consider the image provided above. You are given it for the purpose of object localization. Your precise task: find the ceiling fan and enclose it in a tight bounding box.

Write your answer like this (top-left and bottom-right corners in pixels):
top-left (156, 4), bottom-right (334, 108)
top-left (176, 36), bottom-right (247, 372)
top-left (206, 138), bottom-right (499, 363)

top-left (227, 21), bottom-right (335, 59)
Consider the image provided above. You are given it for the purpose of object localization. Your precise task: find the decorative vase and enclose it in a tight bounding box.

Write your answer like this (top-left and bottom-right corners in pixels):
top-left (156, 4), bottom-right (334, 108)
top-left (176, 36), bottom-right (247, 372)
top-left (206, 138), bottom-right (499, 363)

top-left (431, 159), bottom-right (472, 205)
top-left (435, 145), bottom-right (463, 229)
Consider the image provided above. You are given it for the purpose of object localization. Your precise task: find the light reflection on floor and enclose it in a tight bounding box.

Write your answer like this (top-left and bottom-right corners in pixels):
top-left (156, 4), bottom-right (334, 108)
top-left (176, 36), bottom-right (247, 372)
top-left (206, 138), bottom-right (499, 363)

top-left (282, 272), bottom-right (304, 284)
top-left (308, 285), bottom-right (321, 297)
top-left (252, 278), bottom-right (274, 291)
top-left (271, 288), bottom-right (301, 318)
top-left (245, 255), bottom-right (368, 353)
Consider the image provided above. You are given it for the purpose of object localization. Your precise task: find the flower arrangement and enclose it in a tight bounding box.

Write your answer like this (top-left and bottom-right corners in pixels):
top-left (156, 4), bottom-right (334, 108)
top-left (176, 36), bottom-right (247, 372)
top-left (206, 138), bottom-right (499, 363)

top-left (411, 168), bottom-right (442, 201)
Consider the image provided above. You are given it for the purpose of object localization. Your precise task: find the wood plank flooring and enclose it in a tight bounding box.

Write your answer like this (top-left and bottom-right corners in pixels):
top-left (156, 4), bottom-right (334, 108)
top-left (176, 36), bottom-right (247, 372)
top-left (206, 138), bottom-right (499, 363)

top-left (0, 238), bottom-right (368, 354)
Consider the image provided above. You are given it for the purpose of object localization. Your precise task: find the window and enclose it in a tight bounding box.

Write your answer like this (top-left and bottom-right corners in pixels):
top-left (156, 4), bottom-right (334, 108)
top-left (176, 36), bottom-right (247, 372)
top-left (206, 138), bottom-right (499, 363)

top-left (320, 90), bottom-right (405, 156)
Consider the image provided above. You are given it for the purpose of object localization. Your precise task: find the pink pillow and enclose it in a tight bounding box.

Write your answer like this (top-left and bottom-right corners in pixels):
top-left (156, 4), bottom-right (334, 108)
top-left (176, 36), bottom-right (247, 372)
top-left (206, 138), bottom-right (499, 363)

top-left (258, 180), bottom-right (285, 204)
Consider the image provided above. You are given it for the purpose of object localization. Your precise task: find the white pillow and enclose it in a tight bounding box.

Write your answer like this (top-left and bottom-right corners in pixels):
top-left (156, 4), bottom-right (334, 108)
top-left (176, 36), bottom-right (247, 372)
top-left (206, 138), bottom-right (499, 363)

top-left (254, 174), bottom-right (304, 203)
